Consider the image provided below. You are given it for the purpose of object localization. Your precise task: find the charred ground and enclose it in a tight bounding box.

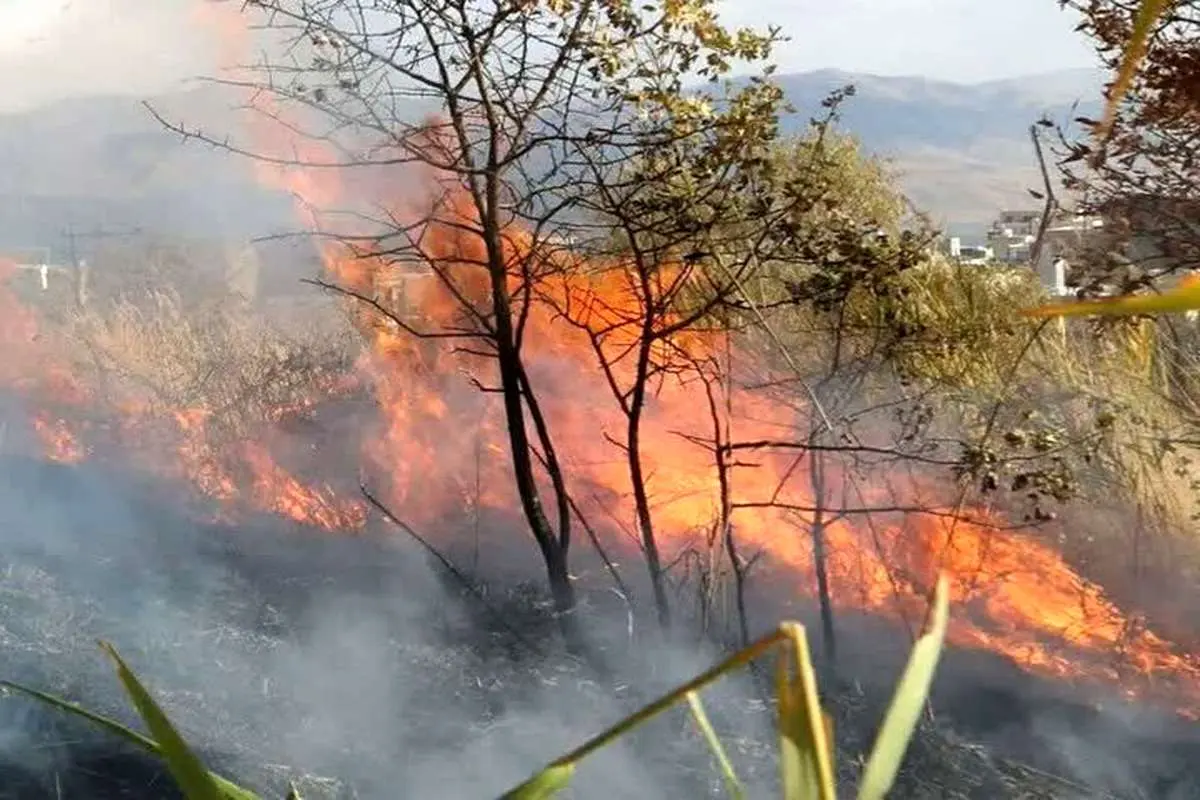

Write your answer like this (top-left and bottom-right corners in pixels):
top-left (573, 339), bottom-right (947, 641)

top-left (0, 454), bottom-right (1196, 799)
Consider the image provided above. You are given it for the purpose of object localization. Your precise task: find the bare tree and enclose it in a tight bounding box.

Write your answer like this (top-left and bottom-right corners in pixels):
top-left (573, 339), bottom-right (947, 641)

top-left (157, 0), bottom-right (785, 648)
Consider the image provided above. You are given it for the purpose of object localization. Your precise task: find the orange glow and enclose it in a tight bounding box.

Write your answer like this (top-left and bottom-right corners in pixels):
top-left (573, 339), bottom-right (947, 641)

top-left (0, 4), bottom-right (1193, 729)
top-left (0, 255), bottom-right (367, 532)
top-left (212, 56), bottom-right (1200, 715)
top-left (31, 412), bottom-right (86, 463)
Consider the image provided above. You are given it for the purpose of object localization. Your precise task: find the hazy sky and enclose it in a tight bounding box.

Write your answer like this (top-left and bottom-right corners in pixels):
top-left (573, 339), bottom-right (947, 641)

top-left (0, 0), bottom-right (1101, 112)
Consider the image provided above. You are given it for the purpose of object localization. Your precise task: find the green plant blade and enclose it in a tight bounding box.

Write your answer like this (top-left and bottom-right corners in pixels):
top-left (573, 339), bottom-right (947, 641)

top-left (0, 678), bottom-right (258, 800)
top-left (98, 641), bottom-right (226, 800)
top-left (499, 630), bottom-right (784, 798)
top-left (0, 679), bottom-right (160, 752)
top-left (1024, 278), bottom-right (1200, 319)
top-left (856, 574), bottom-right (951, 800)
top-left (776, 645), bottom-right (810, 800)
top-left (1097, 0), bottom-right (1171, 143)
top-left (500, 763), bottom-right (576, 800)
top-left (776, 623), bottom-right (836, 800)
top-left (685, 691), bottom-right (744, 799)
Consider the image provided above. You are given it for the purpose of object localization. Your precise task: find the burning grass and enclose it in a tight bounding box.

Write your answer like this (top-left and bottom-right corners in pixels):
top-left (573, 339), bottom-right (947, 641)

top-left (0, 463), bottom-right (1191, 799)
top-left (4, 235), bottom-right (1200, 797)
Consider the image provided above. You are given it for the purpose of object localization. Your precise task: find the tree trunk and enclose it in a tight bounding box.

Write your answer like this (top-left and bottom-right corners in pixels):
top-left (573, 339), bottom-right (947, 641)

top-left (628, 407), bottom-right (672, 630)
top-left (479, 192), bottom-right (583, 652)
top-left (809, 443), bottom-right (837, 683)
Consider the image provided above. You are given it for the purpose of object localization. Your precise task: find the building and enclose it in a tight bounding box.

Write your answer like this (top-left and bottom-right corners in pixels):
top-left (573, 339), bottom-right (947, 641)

top-left (940, 235), bottom-right (993, 265)
top-left (1031, 212), bottom-right (1105, 296)
top-left (986, 210), bottom-right (1041, 264)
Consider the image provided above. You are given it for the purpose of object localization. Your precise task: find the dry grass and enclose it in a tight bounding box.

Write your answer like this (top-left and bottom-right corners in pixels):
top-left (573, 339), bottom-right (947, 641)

top-left (60, 287), bottom-right (361, 446)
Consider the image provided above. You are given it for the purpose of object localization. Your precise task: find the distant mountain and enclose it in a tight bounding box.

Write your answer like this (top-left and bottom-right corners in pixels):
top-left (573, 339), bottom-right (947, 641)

top-left (0, 68), bottom-right (1107, 257)
top-left (0, 88), bottom-right (292, 257)
top-left (771, 67), bottom-right (1105, 231)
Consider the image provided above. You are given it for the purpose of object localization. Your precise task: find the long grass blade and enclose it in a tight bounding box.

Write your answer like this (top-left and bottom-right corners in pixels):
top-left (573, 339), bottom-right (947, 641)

top-left (499, 629), bottom-right (785, 798)
top-left (1024, 276), bottom-right (1200, 319)
top-left (855, 574), bottom-right (951, 800)
top-left (98, 641), bottom-right (226, 800)
top-left (685, 691), bottom-right (745, 799)
top-left (0, 679), bottom-right (160, 752)
top-left (0, 677), bottom-right (258, 799)
top-left (777, 623), bottom-right (836, 800)
top-left (1096, 0), bottom-right (1171, 144)
top-left (500, 763), bottom-right (576, 800)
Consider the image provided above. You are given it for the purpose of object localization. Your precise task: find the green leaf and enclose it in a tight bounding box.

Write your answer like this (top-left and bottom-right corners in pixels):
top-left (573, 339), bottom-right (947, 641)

top-left (776, 623), bottom-right (836, 800)
top-left (500, 763), bottom-right (576, 800)
top-left (97, 641), bottom-right (227, 800)
top-left (0, 679), bottom-right (161, 753)
top-left (1024, 277), bottom-right (1200, 319)
top-left (685, 691), bottom-right (744, 799)
top-left (856, 574), bottom-right (951, 800)
top-left (776, 646), bottom-right (810, 799)
top-left (498, 630), bottom-right (784, 798)
top-left (1096, 0), bottom-right (1171, 143)
top-left (0, 677), bottom-right (258, 800)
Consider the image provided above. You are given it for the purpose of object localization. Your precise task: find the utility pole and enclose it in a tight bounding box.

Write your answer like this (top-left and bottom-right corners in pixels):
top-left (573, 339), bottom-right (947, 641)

top-left (62, 221), bottom-right (141, 309)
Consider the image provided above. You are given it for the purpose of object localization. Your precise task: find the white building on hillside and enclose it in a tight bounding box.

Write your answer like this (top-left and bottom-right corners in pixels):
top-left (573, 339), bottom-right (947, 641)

top-left (986, 210), bottom-right (1041, 263)
top-left (1032, 212), bottom-right (1105, 296)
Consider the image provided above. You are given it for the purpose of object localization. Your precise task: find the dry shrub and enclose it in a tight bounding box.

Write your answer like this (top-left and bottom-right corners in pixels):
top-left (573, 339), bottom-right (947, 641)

top-left (744, 254), bottom-right (1200, 640)
top-left (878, 259), bottom-right (1200, 636)
top-left (62, 286), bottom-right (361, 445)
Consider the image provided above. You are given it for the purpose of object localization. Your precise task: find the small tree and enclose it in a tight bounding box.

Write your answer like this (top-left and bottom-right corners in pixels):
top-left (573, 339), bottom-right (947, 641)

top-left (1057, 0), bottom-right (1200, 295)
top-left (165, 0), bottom-right (787, 647)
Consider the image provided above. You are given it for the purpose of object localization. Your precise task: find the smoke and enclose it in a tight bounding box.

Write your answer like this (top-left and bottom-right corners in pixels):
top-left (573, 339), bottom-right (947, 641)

top-left (0, 391), bottom-right (785, 798)
top-left (0, 0), bottom-right (213, 114)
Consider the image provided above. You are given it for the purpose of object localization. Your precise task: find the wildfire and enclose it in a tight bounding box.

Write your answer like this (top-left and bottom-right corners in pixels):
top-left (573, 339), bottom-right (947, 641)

top-left (31, 412), bottom-right (86, 464)
top-left (218, 93), bottom-right (1200, 717)
top-left (0, 4), bottom-right (1194, 732)
top-left (0, 255), bottom-right (367, 532)
top-left (311, 205), bottom-right (1200, 716)
top-left (176, 4), bottom-right (1200, 718)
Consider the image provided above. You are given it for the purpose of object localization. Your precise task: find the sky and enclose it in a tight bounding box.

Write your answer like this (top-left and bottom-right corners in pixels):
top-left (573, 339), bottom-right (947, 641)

top-left (0, 0), bottom-right (1102, 113)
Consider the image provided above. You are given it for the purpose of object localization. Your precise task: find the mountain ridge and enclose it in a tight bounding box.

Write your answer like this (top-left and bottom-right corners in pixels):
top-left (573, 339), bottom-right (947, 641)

top-left (0, 67), bottom-right (1107, 253)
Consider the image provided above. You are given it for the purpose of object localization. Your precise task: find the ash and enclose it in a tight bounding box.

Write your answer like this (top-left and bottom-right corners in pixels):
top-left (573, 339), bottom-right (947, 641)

top-left (0, 456), bottom-right (1196, 799)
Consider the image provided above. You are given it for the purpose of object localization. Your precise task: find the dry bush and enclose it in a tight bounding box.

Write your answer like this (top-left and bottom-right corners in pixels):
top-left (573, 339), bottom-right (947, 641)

top-left (875, 259), bottom-right (1200, 636)
top-left (736, 252), bottom-right (1200, 643)
top-left (62, 286), bottom-right (361, 446)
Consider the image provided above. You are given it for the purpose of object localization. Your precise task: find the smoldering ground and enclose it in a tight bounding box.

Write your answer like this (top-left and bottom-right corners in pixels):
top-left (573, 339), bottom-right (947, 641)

top-left (0, 394), bottom-right (777, 799)
top-left (0, 393), bottom-right (1199, 799)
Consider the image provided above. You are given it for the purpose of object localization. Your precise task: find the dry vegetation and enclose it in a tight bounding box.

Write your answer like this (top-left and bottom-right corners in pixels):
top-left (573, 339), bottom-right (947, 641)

top-left (3, 0), bottom-right (1197, 796)
top-left (55, 251), bottom-right (361, 451)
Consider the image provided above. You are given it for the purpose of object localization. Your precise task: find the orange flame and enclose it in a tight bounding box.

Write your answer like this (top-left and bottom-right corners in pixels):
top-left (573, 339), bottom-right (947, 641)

top-left (0, 254), bottom-right (366, 532)
top-left (31, 413), bottom-right (86, 464)
top-left (0, 3), bottom-right (1193, 727)
top-left (206, 65), bottom-right (1200, 717)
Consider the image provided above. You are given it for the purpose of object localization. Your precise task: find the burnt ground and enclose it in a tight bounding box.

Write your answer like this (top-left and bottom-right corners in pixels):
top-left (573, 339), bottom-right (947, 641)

top-left (0, 455), bottom-right (1197, 798)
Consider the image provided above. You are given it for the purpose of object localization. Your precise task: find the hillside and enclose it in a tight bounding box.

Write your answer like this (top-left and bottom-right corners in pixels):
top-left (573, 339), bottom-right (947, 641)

top-left (771, 67), bottom-right (1104, 231)
top-left (0, 68), bottom-right (1106, 254)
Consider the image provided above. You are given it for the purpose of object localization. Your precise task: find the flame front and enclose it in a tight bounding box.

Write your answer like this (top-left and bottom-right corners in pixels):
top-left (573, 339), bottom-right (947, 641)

top-left (242, 94), bottom-right (1200, 717)
top-left (0, 255), bottom-right (365, 532)
top-left (0, 6), bottom-right (1195, 727)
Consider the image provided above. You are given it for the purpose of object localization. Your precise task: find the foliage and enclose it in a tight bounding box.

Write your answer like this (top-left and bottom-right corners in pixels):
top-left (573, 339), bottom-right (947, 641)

top-left (1055, 0), bottom-right (1199, 296)
top-left (214, 0), bottom-right (801, 640)
top-left (1075, 0), bottom-right (1189, 144)
top-left (4, 579), bottom-right (948, 800)
top-left (1, 656), bottom-right (262, 800)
